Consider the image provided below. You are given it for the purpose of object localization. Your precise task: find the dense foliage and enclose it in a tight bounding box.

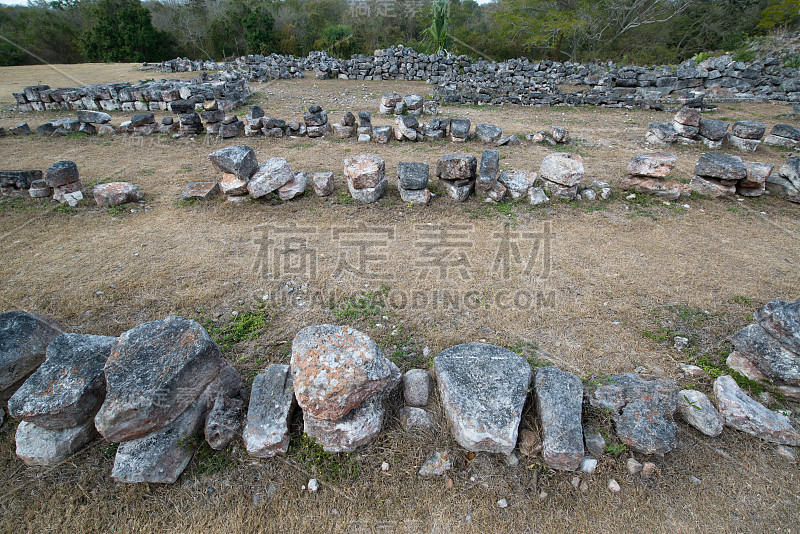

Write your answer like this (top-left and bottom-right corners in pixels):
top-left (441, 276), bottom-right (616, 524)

top-left (0, 0), bottom-right (798, 66)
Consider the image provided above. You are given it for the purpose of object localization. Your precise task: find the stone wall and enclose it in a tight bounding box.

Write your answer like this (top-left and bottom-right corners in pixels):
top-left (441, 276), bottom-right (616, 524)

top-left (158, 46), bottom-right (800, 107)
top-left (12, 72), bottom-right (250, 113)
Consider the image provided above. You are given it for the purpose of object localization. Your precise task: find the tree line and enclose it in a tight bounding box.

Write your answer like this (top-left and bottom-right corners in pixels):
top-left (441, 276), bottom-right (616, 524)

top-left (1, 0), bottom-right (798, 67)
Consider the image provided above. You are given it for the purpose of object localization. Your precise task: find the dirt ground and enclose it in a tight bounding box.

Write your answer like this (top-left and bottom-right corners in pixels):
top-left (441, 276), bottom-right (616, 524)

top-left (0, 68), bottom-right (799, 533)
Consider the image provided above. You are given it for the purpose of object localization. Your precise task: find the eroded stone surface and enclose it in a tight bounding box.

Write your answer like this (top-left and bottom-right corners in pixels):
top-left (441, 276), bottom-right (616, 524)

top-left (589, 374), bottom-right (678, 456)
top-left (434, 343), bottom-right (531, 454)
top-left (303, 395), bottom-right (386, 452)
top-left (534, 366), bottom-right (584, 471)
top-left (627, 153), bottom-right (678, 178)
top-left (539, 153), bottom-right (584, 186)
top-left (93, 182), bottom-right (144, 207)
top-left (95, 316), bottom-right (225, 442)
top-left (0, 311), bottom-right (62, 400)
top-left (678, 389), bottom-right (723, 437)
top-left (248, 158), bottom-right (294, 198)
top-left (243, 364), bottom-right (295, 458)
top-left (15, 419), bottom-right (96, 466)
top-left (291, 325), bottom-right (401, 420)
top-left (714, 375), bottom-right (800, 445)
top-left (9, 333), bottom-right (115, 429)
top-left (344, 154), bottom-right (386, 189)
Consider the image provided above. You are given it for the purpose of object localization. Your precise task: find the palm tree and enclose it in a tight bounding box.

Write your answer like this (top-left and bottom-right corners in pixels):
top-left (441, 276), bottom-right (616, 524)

top-left (425, 0), bottom-right (451, 53)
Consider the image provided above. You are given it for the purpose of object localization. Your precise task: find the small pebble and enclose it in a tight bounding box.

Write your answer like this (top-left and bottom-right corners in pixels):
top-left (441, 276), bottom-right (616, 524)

top-left (505, 452), bottom-right (519, 466)
top-left (497, 498), bottom-right (508, 508)
top-left (308, 479), bottom-right (319, 492)
top-left (608, 479), bottom-right (621, 493)
top-left (538, 491), bottom-right (548, 501)
top-left (579, 481), bottom-right (589, 493)
top-left (381, 462), bottom-right (390, 472)
top-left (690, 476), bottom-right (702, 485)
top-left (580, 457), bottom-right (597, 474)
top-left (627, 458), bottom-right (643, 475)
top-left (571, 476), bottom-right (580, 489)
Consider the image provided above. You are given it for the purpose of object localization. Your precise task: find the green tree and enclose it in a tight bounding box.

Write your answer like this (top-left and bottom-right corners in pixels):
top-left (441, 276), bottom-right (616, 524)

top-left (425, 0), bottom-right (452, 52)
top-left (82, 0), bottom-right (174, 62)
top-left (243, 3), bottom-right (275, 54)
top-left (758, 0), bottom-right (800, 30)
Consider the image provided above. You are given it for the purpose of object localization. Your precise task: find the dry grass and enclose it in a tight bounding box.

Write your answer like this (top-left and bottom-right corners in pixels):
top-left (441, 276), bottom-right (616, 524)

top-left (1, 69), bottom-right (799, 533)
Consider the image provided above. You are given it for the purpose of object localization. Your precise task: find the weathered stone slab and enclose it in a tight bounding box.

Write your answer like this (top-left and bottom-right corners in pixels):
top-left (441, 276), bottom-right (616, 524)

top-left (204, 395), bottom-right (243, 450)
top-left (539, 153), bottom-right (584, 186)
top-left (403, 369), bottom-right (431, 407)
top-left (741, 161), bottom-right (774, 188)
top-left (9, 333), bottom-right (115, 429)
top-left (770, 124), bottom-right (800, 142)
top-left (277, 171), bottom-right (309, 201)
top-left (732, 120), bottom-right (766, 140)
top-left (714, 375), bottom-right (800, 445)
top-left (779, 156), bottom-right (800, 192)
top-left (219, 173), bottom-right (248, 196)
top-left (44, 160), bottom-right (79, 187)
top-left (728, 134), bottom-right (760, 152)
top-left (436, 153), bottom-right (477, 181)
top-left (754, 299), bottom-right (800, 355)
top-left (0, 311), bottom-right (62, 400)
top-left (528, 186), bottom-right (549, 205)
top-left (674, 107), bottom-right (701, 127)
top-left (698, 119), bottom-right (729, 141)
top-left (312, 171), bottom-right (335, 197)
top-left (433, 343), bottom-right (531, 454)
top-left (397, 162), bottom-right (429, 190)
top-left (344, 154), bottom-right (385, 189)
top-left (498, 171), bottom-right (537, 201)
top-left (111, 395), bottom-right (206, 483)
top-left (534, 366), bottom-right (584, 471)
top-left (303, 395), bottom-right (385, 453)
top-left (248, 158), bottom-right (294, 198)
top-left (627, 153), bottom-right (678, 178)
top-left (693, 152), bottom-right (746, 181)
top-left (690, 175), bottom-right (736, 198)
top-left (767, 172), bottom-right (800, 203)
top-left (15, 419), bottom-right (96, 466)
top-left (450, 119), bottom-right (470, 140)
top-left (647, 122), bottom-right (677, 144)
top-left (623, 176), bottom-right (684, 200)
top-left (95, 316), bottom-right (225, 443)
top-left (399, 406), bottom-right (434, 431)
top-left (130, 113), bottom-right (155, 127)
top-left (93, 182), bottom-right (144, 207)
top-left (77, 110), bottom-right (111, 124)
top-left (476, 150), bottom-right (500, 195)
top-left (589, 374), bottom-right (678, 456)
top-left (398, 185), bottom-right (431, 204)
top-left (541, 179), bottom-right (578, 200)
top-left (243, 364), bottom-right (295, 458)
top-left (678, 389), bottom-right (723, 437)
top-left (348, 178), bottom-right (386, 203)
top-left (475, 124), bottom-right (502, 143)
top-left (291, 325), bottom-right (400, 420)
top-left (181, 182), bottom-right (219, 201)
top-left (440, 178), bottom-right (474, 201)
top-left (731, 323), bottom-right (800, 385)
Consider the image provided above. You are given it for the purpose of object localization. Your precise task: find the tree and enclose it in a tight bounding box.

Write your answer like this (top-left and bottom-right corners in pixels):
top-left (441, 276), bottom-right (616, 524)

top-left (82, 0), bottom-right (174, 62)
top-left (425, 0), bottom-right (452, 52)
top-left (758, 0), bottom-right (800, 30)
top-left (242, 3), bottom-right (275, 54)
top-left (316, 23), bottom-right (358, 57)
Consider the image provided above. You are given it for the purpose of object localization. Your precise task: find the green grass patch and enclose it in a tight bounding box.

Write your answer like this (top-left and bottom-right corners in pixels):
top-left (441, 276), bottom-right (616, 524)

top-left (200, 303), bottom-right (274, 353)
top-left (332, 285), bottom-right (389, 327)
top-left (289, 434), bottom-right (359, 482)
top-left (508, 340), bottom-right (550, 368)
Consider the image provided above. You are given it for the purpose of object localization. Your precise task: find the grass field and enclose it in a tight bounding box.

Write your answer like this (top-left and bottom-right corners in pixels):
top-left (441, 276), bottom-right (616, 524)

top-left (0, 66), bottom-right (799, 533)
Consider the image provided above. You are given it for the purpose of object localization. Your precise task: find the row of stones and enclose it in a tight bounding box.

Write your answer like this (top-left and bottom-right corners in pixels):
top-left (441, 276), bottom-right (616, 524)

top-left (621, 151), bottom-right (800, 203)
top-left (193, 145), bottom-right (607, 207)
top-left (11, 74), bottom-right (249, 113)
top-left (0, 160), bottom-right (144, 209)
top-left (3, 299), bottom-right (799, 483)
top-left (159, 47), bottom-right (800, 105)
top-left (2, 99), bottom-right (570, 150)
top-left (647, 106), bottom-right (800, 152)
